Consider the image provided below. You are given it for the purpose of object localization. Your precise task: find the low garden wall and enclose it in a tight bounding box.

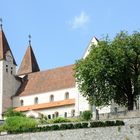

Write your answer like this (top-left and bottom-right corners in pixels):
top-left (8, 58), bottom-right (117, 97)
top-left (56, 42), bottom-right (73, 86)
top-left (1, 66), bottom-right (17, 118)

top-left (0, 124), bottom-right (140, 140)
top-left (98, 110), bottom-right (140, 120)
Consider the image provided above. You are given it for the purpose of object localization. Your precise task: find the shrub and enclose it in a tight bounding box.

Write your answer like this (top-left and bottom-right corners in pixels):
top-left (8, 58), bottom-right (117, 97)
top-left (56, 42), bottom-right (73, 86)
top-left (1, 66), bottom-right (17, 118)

top-left (39, 114), bottom-right (48, 124)
top-left (81, 110), bottom-right (92, 121)
top-left (3, 116), bottom-right (38, 133)
top-left (115, 120), bottom-right (125, 126)
top-left (59, 124), bottom-right (68, 130)
top-left (105, 121), bottom-right (115, 126)
top-left (90, 120), bottom-right (124, 128)
top-left (90, 121), bottom-right (105, 127)
top-left (74, 123), bottom-right (82, 129)
top-left (81, 122), bottom-right (89, 128)
top-left (4, 108), bottom-right (25, 118)
top-left (50, 125), bottom-right (59, 130)
top-left (66, 123), bottom-right (74, 129)
top-left (48, 117), bottom-right (71, 124)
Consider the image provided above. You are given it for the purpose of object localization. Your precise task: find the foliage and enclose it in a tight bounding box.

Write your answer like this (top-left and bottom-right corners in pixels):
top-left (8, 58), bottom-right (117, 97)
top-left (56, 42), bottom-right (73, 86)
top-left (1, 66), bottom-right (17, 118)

top-left (90, 120), bottom-right (124, 128)
top-left (115, 120), bottom-right (125, 126)
top-left (4, 108), bottom-right (25, 118)
top-left (0, 119), bottom-right (124, 134)
top-left (2, 116), bottom-right (38, 133)
top-left (59, 124), bottom-right (69, 130)
top-left (81, 122), bottom-right (89, 128)
top-left (105, 121), bottom-right (115, 126)
top-left (68, 117), bottom-right (81, 122)
top-left (74, 123), bottom-right (83, 129)
top-left (48, 117), bottom-right (71, 124)
top-left (80, 110), bottom-right (92, 121)
top-left (39, 113), bottom-right (48, 124)
top-left (75, 31), bottom-right (140, 110)
top-left (50, 125), bottom-right (59, 130)
top-left (90, 121), bottom-right (105, 127)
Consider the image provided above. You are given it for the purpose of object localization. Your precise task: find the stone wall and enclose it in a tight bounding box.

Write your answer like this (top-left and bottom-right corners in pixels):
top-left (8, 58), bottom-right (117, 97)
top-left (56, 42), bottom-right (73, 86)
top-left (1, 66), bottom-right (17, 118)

top-left (98, 110), bottom-right (140, 120)
top-left (0, 124), bottom-right (140, 140)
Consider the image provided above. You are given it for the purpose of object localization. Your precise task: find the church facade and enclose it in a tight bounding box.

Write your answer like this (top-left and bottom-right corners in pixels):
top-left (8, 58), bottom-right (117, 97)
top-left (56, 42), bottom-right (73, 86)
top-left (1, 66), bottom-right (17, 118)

top-left (0, 25), bottom-right (115, 119)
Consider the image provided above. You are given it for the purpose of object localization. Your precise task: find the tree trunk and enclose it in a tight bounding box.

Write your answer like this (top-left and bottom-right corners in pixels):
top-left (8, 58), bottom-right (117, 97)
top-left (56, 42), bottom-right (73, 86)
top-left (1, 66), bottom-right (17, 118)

top-left (127, 94), bottom-right (134, 110)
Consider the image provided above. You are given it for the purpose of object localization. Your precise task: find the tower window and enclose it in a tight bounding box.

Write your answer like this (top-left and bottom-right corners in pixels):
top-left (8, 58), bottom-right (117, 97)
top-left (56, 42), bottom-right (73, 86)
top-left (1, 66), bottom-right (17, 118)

top-left (11, 67), bottom-right (13, 75)
top-left (34, 97), bottom-right (38, 104)
top-left (20, 100), bottom-right (24, 106)
top-left (50, 95), bottom-right (54, 102)
top-left (65, 92), bottom-right (69, 99)
top-left (6, 65), bottom-right (8, 72)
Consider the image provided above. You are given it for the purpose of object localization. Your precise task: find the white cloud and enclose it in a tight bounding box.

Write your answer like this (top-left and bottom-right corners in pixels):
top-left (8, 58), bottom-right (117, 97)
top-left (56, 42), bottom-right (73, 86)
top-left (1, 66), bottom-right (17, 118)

top-left (70, 12), bottom-right (90, 29)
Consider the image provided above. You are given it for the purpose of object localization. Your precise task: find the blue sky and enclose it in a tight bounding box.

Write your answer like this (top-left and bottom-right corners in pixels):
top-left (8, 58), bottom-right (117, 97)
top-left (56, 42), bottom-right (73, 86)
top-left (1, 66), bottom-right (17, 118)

top-left (0, 0), bottom-right (140, 70)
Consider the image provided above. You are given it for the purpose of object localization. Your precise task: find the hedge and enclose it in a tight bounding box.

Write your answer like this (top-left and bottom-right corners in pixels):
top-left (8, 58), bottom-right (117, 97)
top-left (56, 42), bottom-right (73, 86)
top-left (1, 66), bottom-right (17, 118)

top-left (0, 120), bottom-right (125, 134)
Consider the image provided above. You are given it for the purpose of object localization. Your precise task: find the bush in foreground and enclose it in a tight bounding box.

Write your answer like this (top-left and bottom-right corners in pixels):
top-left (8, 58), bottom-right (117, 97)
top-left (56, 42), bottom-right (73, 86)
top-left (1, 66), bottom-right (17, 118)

top-left (0, 119), bottom-right (124, 134)
top-left (80, 110), bottom-right (92, 121)
top-left (3, 116), bottom-right (38, 133)
top-left (48, 117), bottom-right (71, 124)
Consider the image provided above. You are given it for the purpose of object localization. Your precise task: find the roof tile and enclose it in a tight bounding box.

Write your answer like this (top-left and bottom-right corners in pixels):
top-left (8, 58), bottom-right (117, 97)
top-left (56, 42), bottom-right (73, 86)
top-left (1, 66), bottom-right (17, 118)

top-left (16, 64), bottom-right (76, 96)
top-left (15, 99), bottom-right (75, 112)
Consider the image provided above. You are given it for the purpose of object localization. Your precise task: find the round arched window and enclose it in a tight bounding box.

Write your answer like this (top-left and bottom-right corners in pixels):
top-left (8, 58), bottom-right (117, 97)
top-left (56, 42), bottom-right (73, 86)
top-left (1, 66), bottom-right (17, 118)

top-left (50, 95), bottom-right (54, 102)
top-left (34, 97), bottom-right (38, 104)
top-left (20, 100), bottom-right (24, 106)
top-left (65, 92), bottom-right (69, 99)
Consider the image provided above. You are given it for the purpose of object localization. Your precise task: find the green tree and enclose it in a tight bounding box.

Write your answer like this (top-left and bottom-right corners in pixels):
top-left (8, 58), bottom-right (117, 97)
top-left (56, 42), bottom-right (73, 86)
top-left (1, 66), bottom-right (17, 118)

top-left (75, 31), bottom-right (140, 110)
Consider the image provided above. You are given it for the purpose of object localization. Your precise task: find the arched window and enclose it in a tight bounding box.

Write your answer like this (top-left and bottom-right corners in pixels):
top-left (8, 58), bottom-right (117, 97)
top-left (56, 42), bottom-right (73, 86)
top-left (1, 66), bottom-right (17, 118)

top-left (52, 114), bottom-right (55, 119)
top-left (64, 112), bottom-right (67, 118)
top-left (34, 97), bottom-right (38, 104)
top-left (65, 92), bottom-right (69, 99)
top-left (48, 115), bottom-right (51, 119)
top-left (20, 100), bottom-right (24, 106)
top-left (50, 95), bottom-right (54, 102)
top-left (11, 67), bottom-right (13, 75)
top-left (71, 109), bottom-right (75, 117)
top-left (55, 112), bottom-right (59, 118)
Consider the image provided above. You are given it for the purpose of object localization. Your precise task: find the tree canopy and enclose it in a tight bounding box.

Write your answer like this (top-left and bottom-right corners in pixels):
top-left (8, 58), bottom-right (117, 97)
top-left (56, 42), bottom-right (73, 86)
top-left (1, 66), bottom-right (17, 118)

top-left (74, 31), bottom-right (140, 110)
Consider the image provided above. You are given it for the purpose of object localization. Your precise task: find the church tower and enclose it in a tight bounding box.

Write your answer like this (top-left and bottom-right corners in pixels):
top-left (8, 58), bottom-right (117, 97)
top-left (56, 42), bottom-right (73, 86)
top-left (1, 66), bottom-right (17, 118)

top-left (17, 36), bottom-right (40, 76)
top-left (0, 23), bottom-right (20, 119)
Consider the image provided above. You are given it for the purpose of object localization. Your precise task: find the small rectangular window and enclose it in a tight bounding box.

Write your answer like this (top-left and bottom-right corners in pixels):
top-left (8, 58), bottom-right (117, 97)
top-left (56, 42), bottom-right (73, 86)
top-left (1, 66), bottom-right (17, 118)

top-left (6, 65), bottom-right (8, 72)
top-left (10, 67), bottom-right (13, 75)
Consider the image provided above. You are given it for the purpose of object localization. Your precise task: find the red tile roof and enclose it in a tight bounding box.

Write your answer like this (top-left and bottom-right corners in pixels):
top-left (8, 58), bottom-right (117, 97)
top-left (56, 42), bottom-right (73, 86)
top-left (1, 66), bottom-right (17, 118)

top-left (17, 45), bottom-right (40, 76)
top-left (16, 64), bottom-right (76, 96)
top-left (15, 99), bottom-right (75, 112)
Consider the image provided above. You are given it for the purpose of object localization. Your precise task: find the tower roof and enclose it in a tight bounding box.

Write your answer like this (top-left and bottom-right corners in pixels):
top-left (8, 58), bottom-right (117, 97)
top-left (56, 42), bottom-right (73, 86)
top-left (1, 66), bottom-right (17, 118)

top-left (0, 26), bottom-right (17, 65)
top-left (17, 43), bottom-right (40, 76)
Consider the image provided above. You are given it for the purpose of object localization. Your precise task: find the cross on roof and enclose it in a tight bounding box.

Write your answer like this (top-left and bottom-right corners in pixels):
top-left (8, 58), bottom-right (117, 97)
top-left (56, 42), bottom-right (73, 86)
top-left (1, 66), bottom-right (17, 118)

top-left (28, 34), bottom-right (31, 45)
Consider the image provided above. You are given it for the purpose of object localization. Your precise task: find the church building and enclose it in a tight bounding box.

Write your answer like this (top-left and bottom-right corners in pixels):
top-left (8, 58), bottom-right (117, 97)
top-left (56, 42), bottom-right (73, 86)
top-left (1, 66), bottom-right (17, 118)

top-left (0, 24), bottom-right (113, 119)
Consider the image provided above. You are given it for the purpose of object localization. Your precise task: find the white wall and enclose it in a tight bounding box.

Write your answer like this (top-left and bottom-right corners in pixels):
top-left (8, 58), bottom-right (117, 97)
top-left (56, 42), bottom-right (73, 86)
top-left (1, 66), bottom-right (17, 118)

top-left (13, 86), bottom-right (90, 118)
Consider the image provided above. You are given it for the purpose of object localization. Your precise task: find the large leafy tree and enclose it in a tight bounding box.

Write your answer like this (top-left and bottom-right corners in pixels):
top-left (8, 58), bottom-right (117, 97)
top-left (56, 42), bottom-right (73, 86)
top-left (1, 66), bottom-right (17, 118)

top-left (75, 31), bottom-right (140, 110)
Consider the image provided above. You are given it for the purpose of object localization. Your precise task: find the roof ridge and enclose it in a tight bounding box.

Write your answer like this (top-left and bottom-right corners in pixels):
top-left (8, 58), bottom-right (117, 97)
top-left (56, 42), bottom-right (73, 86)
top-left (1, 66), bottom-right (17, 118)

top-left (27, 64), bottom-right (75, 76)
